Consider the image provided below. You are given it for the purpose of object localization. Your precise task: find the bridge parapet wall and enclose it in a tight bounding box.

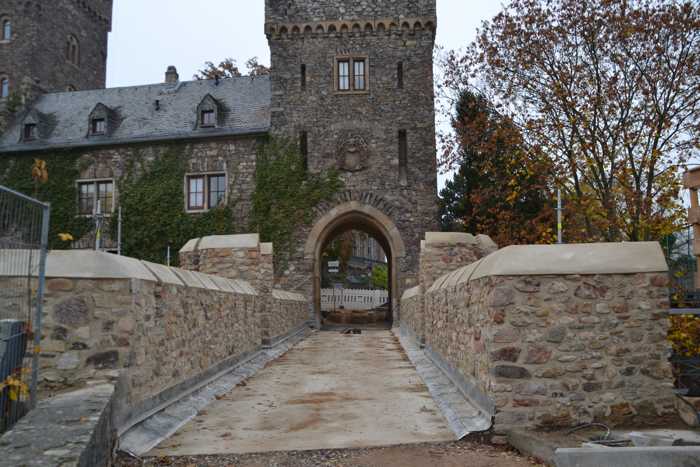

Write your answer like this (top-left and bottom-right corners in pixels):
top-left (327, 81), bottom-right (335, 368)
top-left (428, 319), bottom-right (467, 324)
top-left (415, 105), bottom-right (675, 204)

top-left (403, 242), bottom-right (676, 431)
top-left (0, 248), bottom-right (310, 431)
top-left (403, 233), bottom-right (497, 343)
top-left (179, 234), bottom-right (309, 345)
top-left (0, 250), bottom-right (259, 401)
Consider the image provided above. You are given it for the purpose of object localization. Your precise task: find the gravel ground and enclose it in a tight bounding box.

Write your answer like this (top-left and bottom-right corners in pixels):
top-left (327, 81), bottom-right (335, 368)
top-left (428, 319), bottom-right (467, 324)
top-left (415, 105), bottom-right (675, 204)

top-left (116, 440), bottom-right (545, 467)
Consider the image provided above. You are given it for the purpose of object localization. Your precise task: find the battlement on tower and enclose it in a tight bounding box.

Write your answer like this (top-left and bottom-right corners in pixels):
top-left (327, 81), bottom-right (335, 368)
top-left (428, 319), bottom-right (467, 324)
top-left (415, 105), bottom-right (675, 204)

top-left (70, 0), bottom-right (113, 30)
top-left (265, 0), bottom-right (436, 24)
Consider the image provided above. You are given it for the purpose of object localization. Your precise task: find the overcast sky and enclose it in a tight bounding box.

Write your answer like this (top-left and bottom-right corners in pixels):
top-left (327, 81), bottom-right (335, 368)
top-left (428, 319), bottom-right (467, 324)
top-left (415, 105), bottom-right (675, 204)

top-left (106, 1), bottom-right (506, 190)
top-left (106, 1), bottom-right (504, 87)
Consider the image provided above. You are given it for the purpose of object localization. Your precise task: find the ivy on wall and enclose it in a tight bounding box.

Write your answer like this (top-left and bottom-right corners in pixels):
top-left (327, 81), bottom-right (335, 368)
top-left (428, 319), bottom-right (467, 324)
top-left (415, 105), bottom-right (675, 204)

top-left (0, 151), bottom-right (92, 250)
top-left (250, 137), bottom-right (342, 271)
top-left (116, 145), bottom-right (234, 265)
top-left (1, 138), bottom-right (341, 267)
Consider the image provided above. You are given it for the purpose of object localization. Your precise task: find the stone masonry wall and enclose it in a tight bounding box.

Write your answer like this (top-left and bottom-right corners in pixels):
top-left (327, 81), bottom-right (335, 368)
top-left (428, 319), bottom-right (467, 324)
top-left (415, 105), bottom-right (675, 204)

top-left (0, 0), bottom-right (111, 99)
top-left (419, 233), bottom-right (498, 292)
top-left (422, 272), bottom-right (675, 430)
top-left (180, 235), bottom-right (311, 346)
top-left (123, 278), bottom-right (259, 406)
top-left (0, 270), bottom-right (260, 406)
top-left (400, 286), bottom-right (423, 341)
top-left (269, 290), bottom-right (309, 346)
top-left (404, 233), bottom-right (497, 342)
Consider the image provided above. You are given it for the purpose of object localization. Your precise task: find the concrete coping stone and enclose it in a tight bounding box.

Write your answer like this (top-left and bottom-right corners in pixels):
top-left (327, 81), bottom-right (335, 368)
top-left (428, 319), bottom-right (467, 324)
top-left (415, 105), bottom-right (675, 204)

top-left (179, 234), bottom-right (260, 253)
top-left (428, 242), bottom-right (668, 292)
top-left (0, 250), bottom-right (158, 281)
top-left (0, 383), bottom-right (115, 466)
top-left (272, 289), bottom-right (306, 302)
top-left (231, 279), bottom-right (257, 295)
top-left (260, 242), bottom-right (273, 255)
top-left (475, 234), bottom-right (498, 251)
top-left (171, 268), bottom-right (208, 289)
top-left (424, 232), bottom-right (477, 246)
top-left (141, 261), bottom-right (185, 286)
top-left (401, 285), bottom-right (422, 300)
top-left (179, 237), bottom-right (200, 254)
top-left (192, 271), bottom-right (222, 291)
top-left (209, 275), bottom-right (236, 293)
top-left (0, 249), bottom-right (259, 296)
top-left (444, 265), bottom-right (470, 288)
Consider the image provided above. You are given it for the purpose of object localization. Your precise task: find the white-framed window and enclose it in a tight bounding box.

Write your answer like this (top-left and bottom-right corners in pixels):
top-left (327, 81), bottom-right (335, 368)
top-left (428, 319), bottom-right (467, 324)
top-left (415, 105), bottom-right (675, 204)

top-left (77, 179), bottom-right (114, 216)
top-left (335, 56), bottom-right (368, 92)
top-left (1, 77), bottom-right (8, 98)
top-left (185, 173), bottom-right (226, 212)
top-left (200, 109), bottom-right (216, 127)
top-left (91, 118), bottom-right (106, 135)
top-left (2, 18), bottom-right (11, 41)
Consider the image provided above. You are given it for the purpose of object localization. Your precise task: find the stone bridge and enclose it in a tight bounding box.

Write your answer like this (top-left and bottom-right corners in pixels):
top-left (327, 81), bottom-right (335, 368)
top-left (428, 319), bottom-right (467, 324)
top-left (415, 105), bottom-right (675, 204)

top-left (0, 234), bottom-right (680, 466)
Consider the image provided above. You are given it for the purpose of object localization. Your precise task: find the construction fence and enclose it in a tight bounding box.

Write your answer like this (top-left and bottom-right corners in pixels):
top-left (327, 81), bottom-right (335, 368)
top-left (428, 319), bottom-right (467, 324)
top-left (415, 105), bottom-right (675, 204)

top-left (0, 185), bottom-right (49, 432)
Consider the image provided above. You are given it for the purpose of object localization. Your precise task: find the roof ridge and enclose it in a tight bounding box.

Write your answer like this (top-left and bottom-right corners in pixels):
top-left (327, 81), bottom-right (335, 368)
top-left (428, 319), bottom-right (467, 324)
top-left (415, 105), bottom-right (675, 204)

top-left (38, 75), bottom-right (271, 98)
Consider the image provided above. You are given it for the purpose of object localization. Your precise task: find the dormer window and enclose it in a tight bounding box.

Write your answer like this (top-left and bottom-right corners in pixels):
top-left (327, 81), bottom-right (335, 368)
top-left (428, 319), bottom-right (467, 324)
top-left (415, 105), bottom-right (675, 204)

top-left (23, 124), bottom-right (37, 141)
top-left (91, 118), bottom-right (106, 135)
top-left (196, 95), bottom-right (220, 129)
top-left (20, 109), bottom-right (45, 142)
top-left (88, 103), bottom-right (117, 137)
top-left (200, 110), bottom-right (216, 127)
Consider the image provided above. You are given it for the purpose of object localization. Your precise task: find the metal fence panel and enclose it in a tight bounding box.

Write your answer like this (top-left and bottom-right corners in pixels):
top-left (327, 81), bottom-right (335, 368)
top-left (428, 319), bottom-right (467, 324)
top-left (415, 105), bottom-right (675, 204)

top-left (0, 185), bottom-right (49, 432)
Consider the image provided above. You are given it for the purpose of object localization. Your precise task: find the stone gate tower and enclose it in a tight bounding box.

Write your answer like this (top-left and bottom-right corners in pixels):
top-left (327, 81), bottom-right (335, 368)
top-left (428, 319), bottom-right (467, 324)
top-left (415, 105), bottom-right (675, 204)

top-left (0, 0), bottom-right (112, 99)
top-left (265, 0), bottom-right (439, 322)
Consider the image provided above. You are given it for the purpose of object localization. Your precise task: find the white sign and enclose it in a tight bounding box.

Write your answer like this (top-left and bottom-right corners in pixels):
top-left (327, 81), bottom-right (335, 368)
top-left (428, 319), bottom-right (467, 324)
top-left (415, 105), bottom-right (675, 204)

top-left (328, 261), bottom-right (340, 268)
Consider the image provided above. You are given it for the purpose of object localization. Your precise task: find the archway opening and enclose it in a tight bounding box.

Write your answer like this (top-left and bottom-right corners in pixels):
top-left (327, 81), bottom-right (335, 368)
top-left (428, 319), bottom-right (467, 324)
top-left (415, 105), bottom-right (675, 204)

top-left (307, 205), bottom-right (405, 329)
top-left (319, 227), bottom-right (391, 328)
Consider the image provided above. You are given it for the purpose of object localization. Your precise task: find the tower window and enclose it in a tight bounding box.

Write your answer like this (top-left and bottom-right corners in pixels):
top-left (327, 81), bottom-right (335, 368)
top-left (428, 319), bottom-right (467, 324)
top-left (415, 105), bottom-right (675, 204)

top-left (23, 124), bottom-right (37, 141)
top-left (398, 130), bottom-right (408, 185)
top-left (299, 131), bottom-right (308, 171)
top-left (353, 60), bottom-right (366, 90)
top-left (397, 62), bottom-right (404, 89)
top-left (301, 64), bottom-right (306, 90)
top-left (66, 35), bottom-right (80, 66)
top-left (335, 56), bottom-right (369, 92)
top-left (2, 19), bottom-right (10, 41)
top-left (0, 78), bottom-right (8, 98)
top-left (338, 60), bottom-right (350, 91)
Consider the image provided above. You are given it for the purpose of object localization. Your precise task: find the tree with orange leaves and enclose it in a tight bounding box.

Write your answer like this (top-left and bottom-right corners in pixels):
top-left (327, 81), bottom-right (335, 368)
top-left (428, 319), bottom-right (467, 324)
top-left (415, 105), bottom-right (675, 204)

top-left (440, 0), bottom-right (700, 242)
top-left (439, 91), bottom-right (555, 245)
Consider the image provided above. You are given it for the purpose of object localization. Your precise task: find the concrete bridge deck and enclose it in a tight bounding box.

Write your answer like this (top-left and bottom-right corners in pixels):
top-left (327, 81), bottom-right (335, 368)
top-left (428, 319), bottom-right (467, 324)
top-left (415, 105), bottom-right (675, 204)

top-left (149, 330), bottom-right (456, 456)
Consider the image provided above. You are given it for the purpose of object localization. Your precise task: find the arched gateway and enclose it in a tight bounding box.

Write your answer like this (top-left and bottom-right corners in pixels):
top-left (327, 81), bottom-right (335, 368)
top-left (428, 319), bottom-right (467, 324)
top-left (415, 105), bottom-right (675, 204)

top-left (304, 201), bottom-right (407, 324)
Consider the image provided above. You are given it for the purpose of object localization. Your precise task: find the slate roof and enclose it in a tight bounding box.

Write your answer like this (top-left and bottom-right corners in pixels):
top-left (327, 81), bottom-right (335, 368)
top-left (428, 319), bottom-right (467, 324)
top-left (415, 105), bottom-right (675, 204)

top-left (0, 76), bottom-right (271, 153)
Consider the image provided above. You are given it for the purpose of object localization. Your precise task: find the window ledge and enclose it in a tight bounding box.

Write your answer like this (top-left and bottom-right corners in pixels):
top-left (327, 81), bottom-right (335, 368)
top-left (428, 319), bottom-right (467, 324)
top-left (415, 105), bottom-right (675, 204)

top-left (76, 213), bottom-right (113, 219)
top-left (334, 90), bottom-right (370, 96)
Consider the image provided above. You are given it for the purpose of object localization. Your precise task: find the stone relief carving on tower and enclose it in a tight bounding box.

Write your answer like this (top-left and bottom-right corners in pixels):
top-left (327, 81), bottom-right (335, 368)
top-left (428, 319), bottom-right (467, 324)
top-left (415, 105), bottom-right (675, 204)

top-left (337, 133), bottom-right (370, 172)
